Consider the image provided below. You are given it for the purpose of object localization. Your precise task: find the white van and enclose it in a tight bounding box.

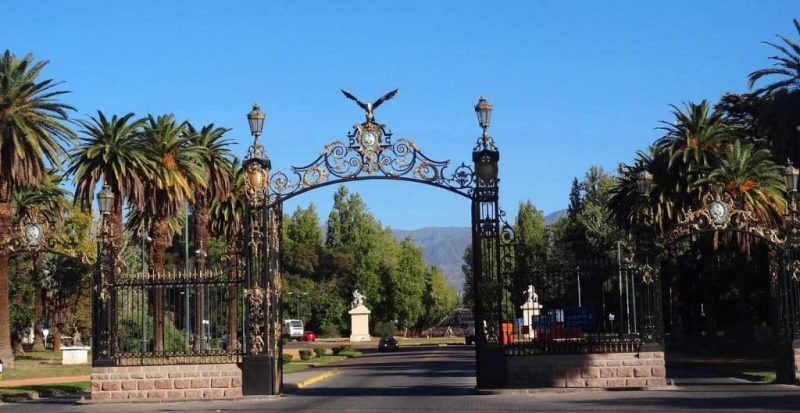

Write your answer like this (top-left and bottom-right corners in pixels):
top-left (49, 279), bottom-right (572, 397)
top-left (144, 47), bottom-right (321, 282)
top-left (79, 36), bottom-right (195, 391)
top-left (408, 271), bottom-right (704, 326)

top-left (282, 319), bottom-right (304, 341)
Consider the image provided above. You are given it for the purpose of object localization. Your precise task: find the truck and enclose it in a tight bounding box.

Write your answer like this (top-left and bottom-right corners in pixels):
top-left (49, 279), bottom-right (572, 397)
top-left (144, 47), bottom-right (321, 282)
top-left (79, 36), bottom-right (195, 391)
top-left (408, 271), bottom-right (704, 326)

top-left (282, 319), bottom-right (304, 341)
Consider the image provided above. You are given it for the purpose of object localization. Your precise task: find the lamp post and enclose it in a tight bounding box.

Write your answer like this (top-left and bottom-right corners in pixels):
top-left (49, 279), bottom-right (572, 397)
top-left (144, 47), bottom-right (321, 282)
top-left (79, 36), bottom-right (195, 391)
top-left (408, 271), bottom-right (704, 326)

top-left (192, 245), bottom-right (208, 351)
top-left (287, 291), bottom-right (307, 320)
top-left (782, 158), bottom-right (800, 383)
top-left (473, 96), bottom-right (498, 183)
top-left (241, 102), bottom-right (281, 395)
top-left (634, 169), bottom-right (663, 347)
top-left (93, 184), bottom-right (115, 366)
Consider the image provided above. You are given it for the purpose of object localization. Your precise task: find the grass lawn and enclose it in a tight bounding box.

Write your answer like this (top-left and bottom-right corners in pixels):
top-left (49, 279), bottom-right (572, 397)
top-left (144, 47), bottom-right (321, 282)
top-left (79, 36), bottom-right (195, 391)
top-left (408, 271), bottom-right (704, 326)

top-left (2, 350), bottom-right (90, 381)
top-left (395, 337), bottom-right (465, 346)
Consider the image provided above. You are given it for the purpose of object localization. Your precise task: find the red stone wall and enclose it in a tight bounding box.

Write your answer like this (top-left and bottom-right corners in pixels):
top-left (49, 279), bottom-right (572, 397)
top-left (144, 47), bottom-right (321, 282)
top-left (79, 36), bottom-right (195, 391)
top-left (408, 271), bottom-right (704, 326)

top-left (91, 364), bottom-right (242, 402)
top-left (507, 352), bottom-right (666, 388)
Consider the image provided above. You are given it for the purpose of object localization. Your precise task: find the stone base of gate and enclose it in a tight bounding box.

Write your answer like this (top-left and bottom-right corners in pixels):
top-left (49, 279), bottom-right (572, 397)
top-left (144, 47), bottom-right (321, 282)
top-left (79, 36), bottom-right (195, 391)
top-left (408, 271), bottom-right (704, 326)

top-left (90, 364), bottom-right (242, 402)
top-left (507, 352), bottom-right (666, 388)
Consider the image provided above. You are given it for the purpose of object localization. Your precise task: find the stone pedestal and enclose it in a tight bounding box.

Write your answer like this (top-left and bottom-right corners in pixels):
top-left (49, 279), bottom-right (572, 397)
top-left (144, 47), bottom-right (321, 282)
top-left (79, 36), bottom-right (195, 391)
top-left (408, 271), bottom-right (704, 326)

top-left (349, 305), bottom-right (371, 342)
top-left (521, 299), bottom-right (542, 339)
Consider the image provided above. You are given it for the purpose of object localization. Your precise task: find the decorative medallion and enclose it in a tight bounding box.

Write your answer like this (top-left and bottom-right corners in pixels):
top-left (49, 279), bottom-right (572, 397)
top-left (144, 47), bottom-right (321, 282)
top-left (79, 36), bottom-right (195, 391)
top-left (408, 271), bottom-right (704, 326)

top-left (664, 188), bottom-right (782, 246)
top-left (708, 201), bottom-right (729, 225)
top-left (23, 223), bottom-right (43, 246)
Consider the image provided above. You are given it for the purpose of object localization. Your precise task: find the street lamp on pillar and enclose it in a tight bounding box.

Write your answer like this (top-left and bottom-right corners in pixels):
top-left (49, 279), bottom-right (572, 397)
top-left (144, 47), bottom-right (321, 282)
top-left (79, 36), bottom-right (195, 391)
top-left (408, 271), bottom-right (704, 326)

top-left (473, 96), bottom-right (498, 185)
top-left (783, 160), bottom-right (800, 249)
top-left (241, 102), bottom-right (279, 396)
top-left (474, 96), bottom-right (493, 150)
top-left (244, 104), bottom-right (270, 207)
top-left (94, 184), bottom-right (115, 366)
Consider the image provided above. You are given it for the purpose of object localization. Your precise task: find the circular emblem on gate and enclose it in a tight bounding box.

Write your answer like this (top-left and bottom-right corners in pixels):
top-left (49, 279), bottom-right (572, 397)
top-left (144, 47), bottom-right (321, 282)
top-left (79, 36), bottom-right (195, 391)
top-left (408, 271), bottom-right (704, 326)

top-left (24, 223), bottom-right (43, 246)
top-left (709, 201), bottom-right (729, 224)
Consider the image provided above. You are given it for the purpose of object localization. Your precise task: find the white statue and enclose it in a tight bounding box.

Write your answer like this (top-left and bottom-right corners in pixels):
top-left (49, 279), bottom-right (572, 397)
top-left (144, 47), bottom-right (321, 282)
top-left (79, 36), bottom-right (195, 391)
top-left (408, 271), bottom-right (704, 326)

top-left (524, 284), bottom-right (537, 303)
top-left (352, 289), bottom-right (366, 308)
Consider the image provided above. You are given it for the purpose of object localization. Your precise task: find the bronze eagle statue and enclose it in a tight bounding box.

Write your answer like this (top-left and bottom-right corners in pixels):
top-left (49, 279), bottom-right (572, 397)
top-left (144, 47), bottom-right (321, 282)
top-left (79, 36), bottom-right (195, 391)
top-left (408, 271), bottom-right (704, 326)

top-left (341, 88), bottom-right (398, 123)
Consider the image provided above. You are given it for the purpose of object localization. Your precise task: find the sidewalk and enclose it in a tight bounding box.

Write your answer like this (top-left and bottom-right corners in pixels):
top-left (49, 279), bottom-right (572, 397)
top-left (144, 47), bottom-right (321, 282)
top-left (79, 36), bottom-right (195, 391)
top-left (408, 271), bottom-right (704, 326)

top-left (0, 366), bottom-right (339, 393)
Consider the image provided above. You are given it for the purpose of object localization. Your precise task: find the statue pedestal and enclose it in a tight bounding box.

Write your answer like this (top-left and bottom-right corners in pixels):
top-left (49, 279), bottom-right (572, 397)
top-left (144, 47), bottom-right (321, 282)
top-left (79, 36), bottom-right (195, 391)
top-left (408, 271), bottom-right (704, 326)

top-left (349, 305), bottom-right (371, 342)
top-left (521, 299), bottom-right (542, 339)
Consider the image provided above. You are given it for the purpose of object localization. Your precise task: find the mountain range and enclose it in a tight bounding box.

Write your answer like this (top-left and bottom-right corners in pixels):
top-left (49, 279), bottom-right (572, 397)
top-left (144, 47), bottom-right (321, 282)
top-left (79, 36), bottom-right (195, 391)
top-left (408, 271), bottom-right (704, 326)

top-left (391, 208), bottom-right (566, 291)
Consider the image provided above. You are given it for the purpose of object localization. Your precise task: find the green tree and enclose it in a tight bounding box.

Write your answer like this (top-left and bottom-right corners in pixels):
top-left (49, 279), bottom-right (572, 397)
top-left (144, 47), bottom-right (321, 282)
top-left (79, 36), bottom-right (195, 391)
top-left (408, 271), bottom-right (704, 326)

top-left (186, 123), bottom-right (232, 260)
top-left (324, 186), bottom-right (386, 312)
top-left (283, 204), bottom-right (323, 279)
top-left (696, 141), bottom-right (785, 229)
top-left (748, 18), bottom-right (800, 162)
top-left (131, 114), bottom-right (206, 352)
top-left (387, 239), bottom-right (426, 329)
top-left (0, 50), bottom-right (75, 367)
top-left (512, 201), bottom-right (547, 306)
top-left (67, 111), bottom-right (150, 248)
top-left (422, 266), bottom-right (457, 328)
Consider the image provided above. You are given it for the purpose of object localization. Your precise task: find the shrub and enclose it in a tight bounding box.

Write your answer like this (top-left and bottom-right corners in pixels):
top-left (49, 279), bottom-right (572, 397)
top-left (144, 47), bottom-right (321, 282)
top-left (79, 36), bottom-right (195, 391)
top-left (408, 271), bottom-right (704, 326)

top-left (313, 347), bottom-right (326, 358)
top-left (299, 349), bottom-right (313, 360)
top-left (282, 354), bottom-right (293, 365)
top-left (338, 344), bottom-right (352, 353)
top-left (209, 338), bottom-right (220, 349)
top-left (321, 324), bottom-right (341, 338)
top-left (373, 321), bottom-right (397, 338)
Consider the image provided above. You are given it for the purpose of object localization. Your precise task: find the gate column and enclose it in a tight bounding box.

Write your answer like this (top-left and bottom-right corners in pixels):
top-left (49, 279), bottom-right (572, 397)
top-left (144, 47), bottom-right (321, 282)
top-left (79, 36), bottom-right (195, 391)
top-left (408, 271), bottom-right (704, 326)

top-left (240, 104), bottom-right (281, 395)
top-left (471, 96), bottom-right (507, 388)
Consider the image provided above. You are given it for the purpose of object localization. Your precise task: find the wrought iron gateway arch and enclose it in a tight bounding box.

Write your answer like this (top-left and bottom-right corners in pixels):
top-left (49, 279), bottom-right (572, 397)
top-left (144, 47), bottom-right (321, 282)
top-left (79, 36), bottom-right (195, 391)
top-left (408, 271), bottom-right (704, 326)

top-left (657, 187), bottom-right (800, 384)
top-left (237, 92), bottom-right (512, 394)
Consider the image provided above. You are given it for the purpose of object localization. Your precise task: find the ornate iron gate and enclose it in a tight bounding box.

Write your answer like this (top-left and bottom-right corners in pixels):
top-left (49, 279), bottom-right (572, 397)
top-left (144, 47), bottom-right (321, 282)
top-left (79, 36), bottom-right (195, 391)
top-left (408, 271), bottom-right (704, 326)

top-left (236, 93), bottom-right (507, 393)
top-left (662, 190), bottom-right (800, 383)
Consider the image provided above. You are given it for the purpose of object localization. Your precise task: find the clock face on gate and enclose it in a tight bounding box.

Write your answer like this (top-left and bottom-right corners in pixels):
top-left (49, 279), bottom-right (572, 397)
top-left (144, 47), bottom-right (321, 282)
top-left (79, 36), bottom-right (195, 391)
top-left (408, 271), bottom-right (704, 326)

top-left (709, 201), bottom-right (729, 224)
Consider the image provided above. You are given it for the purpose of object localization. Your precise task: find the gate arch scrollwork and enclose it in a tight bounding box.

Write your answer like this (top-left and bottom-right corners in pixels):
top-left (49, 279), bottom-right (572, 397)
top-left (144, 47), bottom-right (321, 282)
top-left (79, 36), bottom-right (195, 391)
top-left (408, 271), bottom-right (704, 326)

top-left (266, 121), bottom-right (475, 207)
top-left (662, 189), bottom-right (783, 247)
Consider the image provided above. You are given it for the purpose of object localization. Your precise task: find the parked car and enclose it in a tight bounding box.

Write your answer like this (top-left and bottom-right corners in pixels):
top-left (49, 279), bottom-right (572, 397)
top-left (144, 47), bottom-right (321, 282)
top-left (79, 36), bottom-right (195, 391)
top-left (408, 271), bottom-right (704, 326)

top-left (378, 336), bottom-right (399, 352)
top-left (302, 330), bottom-right (316, 342)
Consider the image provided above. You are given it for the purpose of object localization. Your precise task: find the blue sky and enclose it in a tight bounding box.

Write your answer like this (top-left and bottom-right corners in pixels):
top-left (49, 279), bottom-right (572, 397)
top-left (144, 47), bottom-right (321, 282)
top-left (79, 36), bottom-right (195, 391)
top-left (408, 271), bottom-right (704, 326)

top-left (3, 1), bottom-right (796, 229)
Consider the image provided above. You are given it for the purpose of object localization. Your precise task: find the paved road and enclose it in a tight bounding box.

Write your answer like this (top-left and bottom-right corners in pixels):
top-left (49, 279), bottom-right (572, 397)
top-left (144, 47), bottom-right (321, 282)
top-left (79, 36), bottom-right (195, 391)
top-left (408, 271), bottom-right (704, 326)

top-left (4, 344), bottom-right (800, 412)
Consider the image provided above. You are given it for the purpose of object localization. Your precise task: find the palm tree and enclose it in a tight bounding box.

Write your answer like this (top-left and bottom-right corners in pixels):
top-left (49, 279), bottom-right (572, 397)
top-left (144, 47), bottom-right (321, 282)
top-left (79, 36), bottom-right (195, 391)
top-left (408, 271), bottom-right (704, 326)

top-left (748, 18), bottom-right (800, 163)
top-left (185, 123), bottom-right (232, 262)
top-left (66, 111), bottom-right (150, 248)
top-left (748, 19), bottom-right (800, 96)
top-left (210, 159), bottom-right (244, 350)
top-left (133, 114), bottom-right (206, 351)
top-left (0, 50), bottom-right (75, 367)
top-left (696, 141), bottom-right (786, 228)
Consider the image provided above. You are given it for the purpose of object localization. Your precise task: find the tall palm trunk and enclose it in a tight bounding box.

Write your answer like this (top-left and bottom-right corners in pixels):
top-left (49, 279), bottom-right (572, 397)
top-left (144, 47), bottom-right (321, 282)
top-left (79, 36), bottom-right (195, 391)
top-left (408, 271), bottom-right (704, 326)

top-left (32, 252), bottom-right (45, 351)
top-left (227, 240), bottom-right (239, 351)
top-left (0, 198), bottom-right (15, 367)
top-left (112, 189), bottom-right (124, 251)
top-left (151, 215), bottom-right (171, 352)
top-left (193, 194), bottom-right (209, 351)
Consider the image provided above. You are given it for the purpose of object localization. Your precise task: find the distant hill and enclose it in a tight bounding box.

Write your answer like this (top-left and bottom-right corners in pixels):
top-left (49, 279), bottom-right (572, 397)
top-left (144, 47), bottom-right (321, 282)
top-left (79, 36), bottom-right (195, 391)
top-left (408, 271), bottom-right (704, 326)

top-left (391, 212), bottom-right (567, 291)
top-left (392, 227), bottom-right (471, 291)
top-left (544, 209), bottom-right (567, 225)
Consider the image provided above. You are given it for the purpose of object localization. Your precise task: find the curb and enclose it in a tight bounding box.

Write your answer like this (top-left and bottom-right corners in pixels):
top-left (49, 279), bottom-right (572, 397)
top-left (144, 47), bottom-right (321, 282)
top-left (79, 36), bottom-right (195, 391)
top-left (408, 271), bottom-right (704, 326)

top-left (286, 369), bottom-right (340, 392)
top-left (476, 384), bottom-right (679, 395)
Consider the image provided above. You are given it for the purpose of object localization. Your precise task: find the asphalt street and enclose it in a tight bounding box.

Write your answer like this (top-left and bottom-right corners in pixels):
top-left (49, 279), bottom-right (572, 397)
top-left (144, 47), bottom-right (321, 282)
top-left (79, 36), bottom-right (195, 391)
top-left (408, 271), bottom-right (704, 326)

top-left (4, 344), bottom-right (800, 412)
